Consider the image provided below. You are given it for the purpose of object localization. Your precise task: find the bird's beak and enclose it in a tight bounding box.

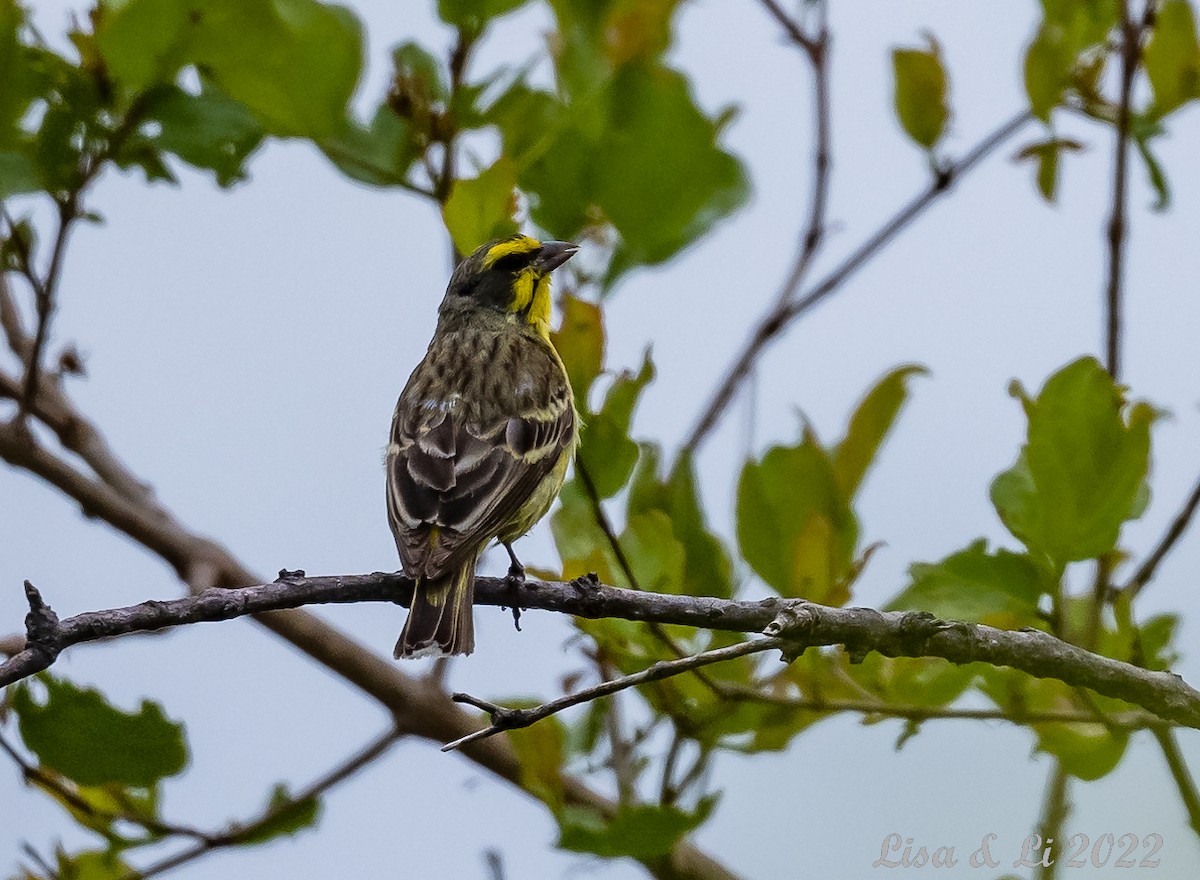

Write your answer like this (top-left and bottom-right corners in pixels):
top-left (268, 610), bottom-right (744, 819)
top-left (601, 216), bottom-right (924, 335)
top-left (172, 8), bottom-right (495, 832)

top-left (535, 240), bottom-right (579, 273)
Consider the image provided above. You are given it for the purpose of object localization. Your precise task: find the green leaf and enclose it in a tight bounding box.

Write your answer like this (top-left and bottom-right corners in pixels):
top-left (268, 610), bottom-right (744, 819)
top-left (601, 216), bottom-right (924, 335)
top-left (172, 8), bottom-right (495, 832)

top-left (145, 83), bottom-right (263, 186)
top-left (0, 149), bottom-right (39, 197)
top-left (889, 539), bottom-right (1051, 628)
top-left (438, 0), bottom-right (529, 31)
top-left (737, 429), bottom-right (858, 604)
top-left (558, 797), bottom-right (716, 859)
top-left (94, 0), bottom-right (197, 92)
top-left (620, 509), bottom-right (685, 593)
top-left (550, 295), bottom-right (605, 404)
top-left (628, 445), bottom-right (734, 598)
top-left (851, 654), bottom-right (977, 709)
top-left (1024, 21), bottom-right (1074, 121)
top-left (981, 670), bottom-right (1128, 780)
top-left (1143, 0), bottom-right (1200, 116)
top-left (1015, 137), bottom-right (1084, 202)
top-left (0, 0), bottom-right (36, 146)
top-left (229, 783), bottom-right (321, 845)
top-left (1134, 132), bottom-right (1171, 210)
top-left (832, 364), bottom-right (926, 496)
top-left (576, 349), bottom-right (654, 498)
top-left (892, 40), bottom-right (949, 149)
top-left (441, 157), bottom-right (519, 255)
top-left (990, 357), bottom-right (1156, 564)
top-left (52, 848), bottom-right (135, 880)
top-left (12, 674), bottom-right (188, 788)
top-left (320, 105), bottom-right (420, 187)
top-left (97, 0), bottom-right (365, 139)
top-left (594, 64), bottom-right (749, 279)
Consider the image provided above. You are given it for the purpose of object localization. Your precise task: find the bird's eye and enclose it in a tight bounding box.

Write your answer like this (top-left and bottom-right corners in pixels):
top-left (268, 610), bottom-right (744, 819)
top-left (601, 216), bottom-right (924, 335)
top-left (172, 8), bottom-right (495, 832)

top-left (490, 251), bottom-right (534, 273)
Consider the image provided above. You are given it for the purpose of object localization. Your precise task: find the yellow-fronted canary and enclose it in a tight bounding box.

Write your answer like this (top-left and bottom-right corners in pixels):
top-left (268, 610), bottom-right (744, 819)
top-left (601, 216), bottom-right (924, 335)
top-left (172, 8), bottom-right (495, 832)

top-left (386, 234), bottom-right (578, 657)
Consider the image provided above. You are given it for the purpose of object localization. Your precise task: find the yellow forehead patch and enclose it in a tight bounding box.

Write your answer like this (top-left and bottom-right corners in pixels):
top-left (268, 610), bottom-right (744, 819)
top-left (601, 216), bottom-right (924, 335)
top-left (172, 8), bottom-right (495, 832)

top-left (481, 234), bottom-right (541, 269)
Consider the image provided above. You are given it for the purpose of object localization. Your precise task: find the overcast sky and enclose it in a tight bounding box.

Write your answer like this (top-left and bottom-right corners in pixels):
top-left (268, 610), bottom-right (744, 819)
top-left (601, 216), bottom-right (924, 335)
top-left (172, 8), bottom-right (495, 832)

top-left (4, 1), bottom-right (1200, 878)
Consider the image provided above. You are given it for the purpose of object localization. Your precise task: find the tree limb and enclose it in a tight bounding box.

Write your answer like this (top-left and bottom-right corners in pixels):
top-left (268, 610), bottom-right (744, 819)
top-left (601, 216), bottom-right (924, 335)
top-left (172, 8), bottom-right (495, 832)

top-left (684, 109), bottom-right (1032, 454)
top-left (3, 571), bottom-right (1199, 730)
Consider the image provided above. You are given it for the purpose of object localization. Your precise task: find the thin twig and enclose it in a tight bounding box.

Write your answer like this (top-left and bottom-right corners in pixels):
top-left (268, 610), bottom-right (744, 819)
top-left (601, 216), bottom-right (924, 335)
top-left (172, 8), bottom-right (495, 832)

top-left (599, 659), bottom-right (636, 804)
top-left (442, 638), bottom-right (783, 751)
top-left (128, 726), bottom-right (402, 880)
top-left (4, 95), bottom-right (148, 420)
top-left (684, 110), bottom-right (1032, 454)
top-left (18, 195), bottom-right (77, 418)
top-left (1035, 762), bottom-right (1072, 880)
top-left (755, 0), bottom-right (820, 53)
top-left (434, 28), bottom-right (473, 208)
top-left (713, 683), bottom-right (1168, 730)
top-left (659, 731), bottom-right (684, 806)
top-left (1103, 0), bottom-right (1143, 381)
top-left (1122, 469), bottom-right (1200, 599)
top-left (1152, 727), bottom-right (1200, 838)
top-left (575, 458), bottom-right (642, 592)
top-left (762, 0), bottom-right (831, 308)
top-left (575, 456), bottom-right (725, 701)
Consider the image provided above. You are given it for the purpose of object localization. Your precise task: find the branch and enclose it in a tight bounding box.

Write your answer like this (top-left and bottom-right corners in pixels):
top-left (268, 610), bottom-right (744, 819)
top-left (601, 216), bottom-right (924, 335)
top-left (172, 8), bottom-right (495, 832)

top-left (18, 197), bottom-right (76, 418)
top-left (712, 682), bottom-right (1168, 730)
top-left (129, 726), bottom-right (402, 880)
top-left (1035, 762), bottom-right (1072, 880)
top-left (443, 638), bottom-right (780, 752)
top-left (1153, 727), bottom-right (1200, 838)
top-left (1122, 468), bottom-right (1200, 599)
top-left (683, 109), bottom-right (1032, 454)
top-left (4, 572), bottom-right (1199, 730)
top-left (759, 0), bottom-right (831, 309)
top-left (1103, 0), bottom-right (1145, 381)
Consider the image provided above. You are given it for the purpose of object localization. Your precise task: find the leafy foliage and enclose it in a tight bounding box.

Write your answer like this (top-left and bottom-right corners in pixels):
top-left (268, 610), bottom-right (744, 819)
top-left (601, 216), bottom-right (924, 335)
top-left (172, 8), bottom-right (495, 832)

top-left (738, 365), bottom-right (923, 604)
top-left (891, 539), bottom-right (1051, 629)
top-left (13, 674), bottom-right (188, 788)
top-left (990, 357), bottom-right (1155, 566)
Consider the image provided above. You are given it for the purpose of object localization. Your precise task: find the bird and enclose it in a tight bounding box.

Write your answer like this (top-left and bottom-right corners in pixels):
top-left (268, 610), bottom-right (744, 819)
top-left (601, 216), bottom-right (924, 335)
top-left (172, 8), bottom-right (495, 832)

top-left (386, 234), bottom-right (579, 658)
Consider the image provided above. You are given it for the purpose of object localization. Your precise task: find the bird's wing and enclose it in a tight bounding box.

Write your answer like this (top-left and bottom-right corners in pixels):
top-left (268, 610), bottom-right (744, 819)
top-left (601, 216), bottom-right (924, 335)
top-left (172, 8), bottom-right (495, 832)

top-left (387, 336), bottom-right (574, 579)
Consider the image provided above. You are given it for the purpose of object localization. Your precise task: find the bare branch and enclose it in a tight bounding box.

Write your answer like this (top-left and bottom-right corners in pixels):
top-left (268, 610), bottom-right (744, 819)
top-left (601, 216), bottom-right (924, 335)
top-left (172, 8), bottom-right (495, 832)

top-left (129, 726), bottom-right (403, 880)
top-left (443, 639), bottom-right (780, 752)
top-left (1103, 0), bottom-right (1146, 381)
top-left (1122, 469), bottom-right (1200, 599)
top-left (18, 197), bottom-right (77, 418)
top-left (3, 571), bottom-right (1199, 730)
top-left (684, 110), bottom-right (1032, 454)
top-left (1153, 727), bottom-right (1200, 838)
top-left (713, 682), bottom-right (1168, 730)
top-left (755, 0), bottom-right (820, 55)
top-left (1035, 763), bottom-right (1072, 880)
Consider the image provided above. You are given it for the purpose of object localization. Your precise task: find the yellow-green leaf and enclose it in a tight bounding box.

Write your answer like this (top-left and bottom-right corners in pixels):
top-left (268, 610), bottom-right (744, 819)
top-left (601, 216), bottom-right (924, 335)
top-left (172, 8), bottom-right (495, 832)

top-left (441, 157), bottom-right (519, 255)
top-left (892, 41), bottom-right (949, 149)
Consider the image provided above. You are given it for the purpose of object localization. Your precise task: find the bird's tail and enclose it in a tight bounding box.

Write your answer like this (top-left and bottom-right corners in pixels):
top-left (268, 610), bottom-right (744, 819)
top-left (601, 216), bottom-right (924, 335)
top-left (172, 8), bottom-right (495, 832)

top-left (395, 561), bottom-right (476, 658)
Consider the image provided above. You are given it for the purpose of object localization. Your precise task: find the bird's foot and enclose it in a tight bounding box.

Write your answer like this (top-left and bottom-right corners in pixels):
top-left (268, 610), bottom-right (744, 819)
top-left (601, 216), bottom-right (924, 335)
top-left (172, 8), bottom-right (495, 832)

top-left (502, 543), bottom-right (525, 632)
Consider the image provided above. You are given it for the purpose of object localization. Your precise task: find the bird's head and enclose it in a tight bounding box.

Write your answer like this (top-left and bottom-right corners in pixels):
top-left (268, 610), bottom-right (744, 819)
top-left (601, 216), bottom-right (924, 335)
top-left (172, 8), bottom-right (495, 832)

top-left (442, 234), bottom-right (578, 339)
